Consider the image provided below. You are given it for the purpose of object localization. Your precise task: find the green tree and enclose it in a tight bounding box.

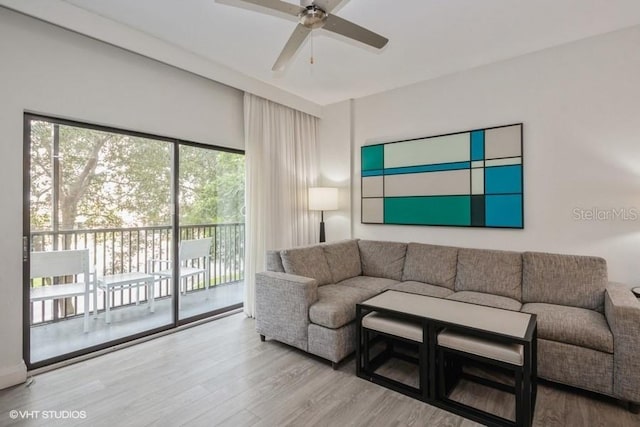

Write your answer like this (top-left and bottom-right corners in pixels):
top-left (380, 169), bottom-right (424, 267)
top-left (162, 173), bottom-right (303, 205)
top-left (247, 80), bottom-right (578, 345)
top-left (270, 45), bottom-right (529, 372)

top-left (179, 147), bottom-right (245, 225)
top-left (30, 120), bottom-right (244, 233)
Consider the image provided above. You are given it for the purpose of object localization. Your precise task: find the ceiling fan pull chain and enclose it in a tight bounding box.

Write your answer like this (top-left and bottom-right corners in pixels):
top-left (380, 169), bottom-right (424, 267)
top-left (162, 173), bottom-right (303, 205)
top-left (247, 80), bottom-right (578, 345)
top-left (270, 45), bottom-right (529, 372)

top-left (310, 32), bottom-right (315, 65)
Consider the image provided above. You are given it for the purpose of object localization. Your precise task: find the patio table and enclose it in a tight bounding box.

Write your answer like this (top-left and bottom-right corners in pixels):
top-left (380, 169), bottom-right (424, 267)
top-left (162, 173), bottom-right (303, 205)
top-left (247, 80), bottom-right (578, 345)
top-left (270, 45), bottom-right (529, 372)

top-left (98, 272), bottom-right (155, 324)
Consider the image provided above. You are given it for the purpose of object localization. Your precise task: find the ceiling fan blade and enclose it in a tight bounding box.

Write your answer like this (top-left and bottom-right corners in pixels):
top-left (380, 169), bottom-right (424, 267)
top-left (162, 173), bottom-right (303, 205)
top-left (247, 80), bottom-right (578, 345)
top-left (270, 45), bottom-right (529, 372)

top-left (323, 13), bottom-right (388, 49)
top-left (221, 0), bottom-right (303, 17)
top-left (272, 24), bottom-right (312, 71)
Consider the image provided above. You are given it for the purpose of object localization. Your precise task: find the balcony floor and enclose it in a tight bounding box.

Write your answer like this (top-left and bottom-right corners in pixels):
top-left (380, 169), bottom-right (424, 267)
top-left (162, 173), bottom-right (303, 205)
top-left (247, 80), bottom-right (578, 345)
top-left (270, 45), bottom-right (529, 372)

top-left (30, 281), bottom-right (243, 364)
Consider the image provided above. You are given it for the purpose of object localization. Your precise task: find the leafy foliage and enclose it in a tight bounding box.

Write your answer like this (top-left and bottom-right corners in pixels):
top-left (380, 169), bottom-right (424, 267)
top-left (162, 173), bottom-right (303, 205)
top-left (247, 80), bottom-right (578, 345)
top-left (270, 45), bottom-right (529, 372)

top-left (29, 120), bottom-right (244, 233)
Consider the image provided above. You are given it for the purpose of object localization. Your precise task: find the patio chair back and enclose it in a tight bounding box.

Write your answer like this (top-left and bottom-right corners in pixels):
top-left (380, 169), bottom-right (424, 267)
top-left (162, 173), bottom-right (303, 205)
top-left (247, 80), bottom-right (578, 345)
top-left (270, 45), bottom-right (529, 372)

top-left (180, 238), bottom-right (212, 262)
top-left (31, 249), bottom-right (91, 279)
top-left (29, 249), bottom-right (93, 333)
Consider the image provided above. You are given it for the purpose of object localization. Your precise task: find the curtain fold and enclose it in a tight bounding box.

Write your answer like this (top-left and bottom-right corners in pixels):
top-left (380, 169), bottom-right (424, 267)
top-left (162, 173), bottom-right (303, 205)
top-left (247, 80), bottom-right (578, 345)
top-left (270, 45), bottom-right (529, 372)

top-left (243, 93), bottom-right (319, 317)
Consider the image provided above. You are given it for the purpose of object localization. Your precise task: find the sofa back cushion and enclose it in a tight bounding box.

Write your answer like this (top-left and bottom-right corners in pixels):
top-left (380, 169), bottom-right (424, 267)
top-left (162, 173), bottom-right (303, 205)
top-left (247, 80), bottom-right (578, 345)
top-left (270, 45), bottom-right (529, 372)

top-left (266, 250), bottom-right (285, 272)
top-left (402, 243), bottom-right (458, 290)
top-left (323, 239), bottom-right (362, 283)
top-left (281, 245), bottom-right (333, 286)
top-left (522, 252), bottom-right (607, 312)
top-left (455, 248), bottom-right (523, 301)
top-left (358, 240), bottom-right (407, 281)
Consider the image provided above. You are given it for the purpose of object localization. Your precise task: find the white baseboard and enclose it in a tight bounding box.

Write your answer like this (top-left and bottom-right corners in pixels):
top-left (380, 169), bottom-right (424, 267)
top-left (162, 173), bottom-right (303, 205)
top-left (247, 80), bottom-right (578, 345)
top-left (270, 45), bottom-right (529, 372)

top-left (0, 361), bottom-right (27, 390)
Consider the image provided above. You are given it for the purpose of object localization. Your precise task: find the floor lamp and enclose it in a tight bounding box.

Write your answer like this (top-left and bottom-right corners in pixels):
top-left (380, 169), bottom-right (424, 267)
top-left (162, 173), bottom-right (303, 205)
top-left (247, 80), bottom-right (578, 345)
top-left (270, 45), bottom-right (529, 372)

top-left (309, 187), bottom-right (338, 243)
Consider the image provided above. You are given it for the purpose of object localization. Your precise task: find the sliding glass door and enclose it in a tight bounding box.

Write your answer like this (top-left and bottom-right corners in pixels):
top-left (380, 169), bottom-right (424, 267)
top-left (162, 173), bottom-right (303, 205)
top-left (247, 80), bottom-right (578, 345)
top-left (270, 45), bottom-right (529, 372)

top-left (24, 114), bottom-right (244, 368)
top-left (177, 145), bottom-right (244, 320)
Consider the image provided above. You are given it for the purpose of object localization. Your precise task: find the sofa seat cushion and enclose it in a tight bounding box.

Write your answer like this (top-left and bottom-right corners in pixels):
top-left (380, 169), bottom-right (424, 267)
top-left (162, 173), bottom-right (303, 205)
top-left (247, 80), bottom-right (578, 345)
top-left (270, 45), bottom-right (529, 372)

top-left (309, 285), bottom-right (378, 329)
top-left (402, 243), bottom-right (458, 290)
top-left (447, 291), bottom-right (522, 311)
top-left (522, 252), bottom-right (607, 312)
top-left (521, 303), bottom-right (613, 353)
top-left (455, 248), bottom-right (522, 301)
top-left (387, 281), bottom-right (454, 298)
top-left (337, 276), bottom-right (398, 293)
top-left (281, 245), bottom-right (332, 286)
top-left (358, 240), bottom-right (407, 280)
top-left (323, 239), bottom-right (362, 283)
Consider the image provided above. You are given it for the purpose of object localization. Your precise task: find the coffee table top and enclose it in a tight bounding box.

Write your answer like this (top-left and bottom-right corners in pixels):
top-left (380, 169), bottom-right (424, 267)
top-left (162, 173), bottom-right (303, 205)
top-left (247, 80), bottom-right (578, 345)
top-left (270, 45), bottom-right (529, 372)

top-left (360, 290), bottom-right (534, 339)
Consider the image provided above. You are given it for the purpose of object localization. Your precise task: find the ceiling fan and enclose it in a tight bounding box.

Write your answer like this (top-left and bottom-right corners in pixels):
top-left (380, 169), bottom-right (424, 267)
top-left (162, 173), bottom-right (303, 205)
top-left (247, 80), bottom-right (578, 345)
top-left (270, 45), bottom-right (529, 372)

top-left (219, 0), bottom-right (389, 71)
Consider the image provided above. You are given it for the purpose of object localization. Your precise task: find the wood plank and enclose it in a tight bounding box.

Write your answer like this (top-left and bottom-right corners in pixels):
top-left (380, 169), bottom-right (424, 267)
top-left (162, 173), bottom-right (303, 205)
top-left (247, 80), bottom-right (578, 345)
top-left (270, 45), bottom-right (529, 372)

top-left (1, 313), bottom-right (638, 427)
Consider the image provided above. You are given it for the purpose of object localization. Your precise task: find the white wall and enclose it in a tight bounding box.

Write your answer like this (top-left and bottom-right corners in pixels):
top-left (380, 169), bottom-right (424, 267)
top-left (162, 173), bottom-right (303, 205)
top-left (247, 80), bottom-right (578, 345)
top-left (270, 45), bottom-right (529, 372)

top-left (347, 25), bottom-right (640, 284)
top-left (318, 100), bottom-right (352, 241)
top-left (0, 8), bottom-right (244, 388)
top-left (0, 0), bottom-right (322, 118)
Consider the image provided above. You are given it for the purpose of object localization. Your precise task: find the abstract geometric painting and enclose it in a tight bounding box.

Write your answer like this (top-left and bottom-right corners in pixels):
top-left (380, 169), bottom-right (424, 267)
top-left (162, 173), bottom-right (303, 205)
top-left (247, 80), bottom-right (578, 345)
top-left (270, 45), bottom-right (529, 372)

top-left (361, 123), bottom-right (523, 228)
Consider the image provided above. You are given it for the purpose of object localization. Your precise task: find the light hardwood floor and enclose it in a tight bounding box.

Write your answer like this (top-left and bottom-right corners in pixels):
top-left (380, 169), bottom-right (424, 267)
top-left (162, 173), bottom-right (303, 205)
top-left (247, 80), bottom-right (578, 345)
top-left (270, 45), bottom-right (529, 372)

top-left (1, 313), bottom-right (638, 426)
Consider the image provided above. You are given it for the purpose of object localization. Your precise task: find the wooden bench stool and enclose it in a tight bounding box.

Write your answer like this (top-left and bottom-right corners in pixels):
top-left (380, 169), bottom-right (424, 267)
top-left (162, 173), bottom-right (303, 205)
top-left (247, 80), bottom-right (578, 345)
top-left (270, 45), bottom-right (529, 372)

top-left (437, 328), bottom-right (536, 427)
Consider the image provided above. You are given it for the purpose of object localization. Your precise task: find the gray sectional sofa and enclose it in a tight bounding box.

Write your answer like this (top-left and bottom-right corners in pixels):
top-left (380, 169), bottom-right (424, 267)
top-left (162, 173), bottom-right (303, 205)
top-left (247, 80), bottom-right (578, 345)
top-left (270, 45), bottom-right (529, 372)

top-left (255, 239), bottom-right (640, 407)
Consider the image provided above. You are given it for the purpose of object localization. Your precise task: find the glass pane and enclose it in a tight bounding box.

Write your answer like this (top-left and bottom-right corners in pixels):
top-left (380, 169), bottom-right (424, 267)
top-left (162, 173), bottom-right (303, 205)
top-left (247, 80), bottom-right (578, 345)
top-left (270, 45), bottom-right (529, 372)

top-left (28, 119), bottom-right (174, 364)
top-left (177, 145), bottom-right (245, 319)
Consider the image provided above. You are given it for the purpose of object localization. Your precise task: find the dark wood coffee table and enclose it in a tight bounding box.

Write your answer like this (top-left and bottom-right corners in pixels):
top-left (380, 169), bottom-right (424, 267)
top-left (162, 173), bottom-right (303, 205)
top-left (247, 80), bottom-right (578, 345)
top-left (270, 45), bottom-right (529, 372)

top-left (356, 290), bottom-right (537, 427)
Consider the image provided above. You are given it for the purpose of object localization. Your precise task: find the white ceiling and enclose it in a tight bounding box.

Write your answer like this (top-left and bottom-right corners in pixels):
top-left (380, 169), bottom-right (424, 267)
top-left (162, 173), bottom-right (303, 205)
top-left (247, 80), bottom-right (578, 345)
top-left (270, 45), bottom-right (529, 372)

top-left (12, 1), bottom-right (640, 106)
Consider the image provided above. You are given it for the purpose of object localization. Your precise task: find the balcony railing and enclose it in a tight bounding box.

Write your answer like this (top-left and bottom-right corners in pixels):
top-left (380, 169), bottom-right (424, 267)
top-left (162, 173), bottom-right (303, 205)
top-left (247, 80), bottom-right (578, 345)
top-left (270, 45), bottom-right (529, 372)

top-left (29, 223), bottom-right (245, 325)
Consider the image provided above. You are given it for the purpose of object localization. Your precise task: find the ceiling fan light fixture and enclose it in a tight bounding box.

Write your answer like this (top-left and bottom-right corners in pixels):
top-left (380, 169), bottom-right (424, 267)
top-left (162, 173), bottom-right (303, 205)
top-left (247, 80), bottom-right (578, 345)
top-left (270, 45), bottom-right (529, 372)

top-left (299, 5), bottom-right (327, 30)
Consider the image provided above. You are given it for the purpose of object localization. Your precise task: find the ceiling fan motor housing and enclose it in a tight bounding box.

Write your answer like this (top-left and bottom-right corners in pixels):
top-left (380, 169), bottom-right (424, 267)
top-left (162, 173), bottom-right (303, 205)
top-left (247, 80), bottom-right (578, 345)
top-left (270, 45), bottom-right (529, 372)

top-left (299, 5), bottom-right (327, 29)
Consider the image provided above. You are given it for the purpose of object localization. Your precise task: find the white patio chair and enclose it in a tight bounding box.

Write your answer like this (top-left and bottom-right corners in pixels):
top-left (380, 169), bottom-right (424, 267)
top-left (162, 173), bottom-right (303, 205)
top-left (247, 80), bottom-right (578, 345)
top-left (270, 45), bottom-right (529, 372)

top-left (29, 249), bottom-right (96, 333)
top-left (148, 238), bottom-right (212, 308)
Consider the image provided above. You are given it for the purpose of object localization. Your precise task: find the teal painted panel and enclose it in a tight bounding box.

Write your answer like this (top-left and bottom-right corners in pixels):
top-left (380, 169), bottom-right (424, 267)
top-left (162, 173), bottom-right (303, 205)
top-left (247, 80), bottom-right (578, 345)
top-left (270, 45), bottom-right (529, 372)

top-left (362, 145), bottom-right (384, 171)
top-left (485, 165), bottom-right (522, 194)
top-left (471, 130), bottom-right (485, 161)
top-left (486, 195), bottom-right (523, 228)
top-left (385, 161), bottom-right (470, 175)
top-left (384, 196), bottom-right (471, 226)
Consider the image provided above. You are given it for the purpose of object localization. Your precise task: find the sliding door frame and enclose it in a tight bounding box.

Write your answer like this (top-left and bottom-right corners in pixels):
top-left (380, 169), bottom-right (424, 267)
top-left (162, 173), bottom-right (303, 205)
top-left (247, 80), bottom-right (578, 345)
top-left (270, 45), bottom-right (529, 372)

top-left (22, 112), bottom-right (244, 370)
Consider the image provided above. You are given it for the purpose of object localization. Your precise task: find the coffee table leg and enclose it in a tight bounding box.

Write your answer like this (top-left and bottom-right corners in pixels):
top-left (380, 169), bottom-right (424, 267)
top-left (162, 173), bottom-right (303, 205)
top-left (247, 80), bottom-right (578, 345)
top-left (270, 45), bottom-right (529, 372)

top-left (356, 306), bottom-right (362, 376)
top-left (420, 320), bottom-right (429, 401)
top-left (522, 340), bottom-right (533, 427)
top-left (428, 323), bottom-right (437, 399)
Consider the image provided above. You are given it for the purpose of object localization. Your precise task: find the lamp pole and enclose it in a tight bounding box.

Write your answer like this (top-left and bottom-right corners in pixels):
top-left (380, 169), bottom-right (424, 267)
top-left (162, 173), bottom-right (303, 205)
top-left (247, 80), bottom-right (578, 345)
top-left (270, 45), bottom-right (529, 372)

top-left (319, 210), bottom-right (326, 243)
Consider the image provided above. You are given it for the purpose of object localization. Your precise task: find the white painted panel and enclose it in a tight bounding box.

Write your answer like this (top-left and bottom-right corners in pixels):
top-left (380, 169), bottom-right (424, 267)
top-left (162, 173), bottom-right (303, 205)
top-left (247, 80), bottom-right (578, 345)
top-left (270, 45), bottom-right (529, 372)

top-left (471, 160), bottom-right (485, 168)
top-left (485, 125), bottom-right (522, 159)
top-left (362, 198), bottom-right (384, 223)
top-left (362, 176), bottom-right (384, 198)
top-left (385, 170), bottom-right (470, 197)
top-left (471, 168), bottom-right (484, 195)
top-left (485, 157), bottom-right (522, 167)
top-left (384, 133), bottom-right (470, 168)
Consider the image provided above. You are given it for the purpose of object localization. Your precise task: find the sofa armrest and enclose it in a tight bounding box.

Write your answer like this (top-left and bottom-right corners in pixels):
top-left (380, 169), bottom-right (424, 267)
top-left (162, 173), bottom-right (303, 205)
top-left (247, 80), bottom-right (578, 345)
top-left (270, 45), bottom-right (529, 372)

top-left (605, 282), bottom-right (640, 402)
top-left (255, 271), bottom-right (319, 352)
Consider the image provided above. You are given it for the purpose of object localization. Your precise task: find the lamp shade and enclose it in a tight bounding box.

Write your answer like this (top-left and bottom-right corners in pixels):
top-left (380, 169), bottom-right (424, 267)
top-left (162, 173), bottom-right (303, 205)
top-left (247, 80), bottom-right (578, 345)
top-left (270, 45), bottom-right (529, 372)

top-left (308, 187), bottom-right (338, 211)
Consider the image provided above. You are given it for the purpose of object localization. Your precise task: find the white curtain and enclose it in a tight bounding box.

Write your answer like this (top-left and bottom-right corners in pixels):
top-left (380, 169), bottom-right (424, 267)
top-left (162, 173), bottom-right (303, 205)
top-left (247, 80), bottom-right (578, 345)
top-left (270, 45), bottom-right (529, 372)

top-left (243, 93), bottom-right (319, 317)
